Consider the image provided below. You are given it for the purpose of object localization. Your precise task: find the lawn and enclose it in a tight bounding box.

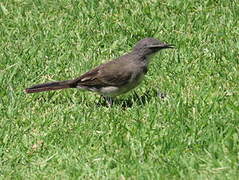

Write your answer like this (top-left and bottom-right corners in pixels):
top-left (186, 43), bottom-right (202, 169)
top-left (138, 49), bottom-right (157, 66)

top-left (0, 0), bottom-right (238, 179)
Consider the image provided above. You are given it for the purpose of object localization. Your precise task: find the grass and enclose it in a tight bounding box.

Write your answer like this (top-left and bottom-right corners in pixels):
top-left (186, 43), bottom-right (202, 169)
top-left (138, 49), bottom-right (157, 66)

top-left (0, 0), bottom-right (238, 179)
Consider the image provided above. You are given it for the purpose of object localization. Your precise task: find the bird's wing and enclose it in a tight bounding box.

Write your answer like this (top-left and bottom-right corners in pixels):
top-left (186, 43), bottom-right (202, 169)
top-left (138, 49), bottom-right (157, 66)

top-left (73, 59), bottom-right (133, 88)
top-left (73, 59), bottom-right (132, 88)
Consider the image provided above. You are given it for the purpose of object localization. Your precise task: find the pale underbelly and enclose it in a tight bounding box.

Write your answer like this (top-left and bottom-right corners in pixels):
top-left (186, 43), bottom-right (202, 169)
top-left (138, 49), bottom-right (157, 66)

top-left (99, 74), bottom-right (145, 97)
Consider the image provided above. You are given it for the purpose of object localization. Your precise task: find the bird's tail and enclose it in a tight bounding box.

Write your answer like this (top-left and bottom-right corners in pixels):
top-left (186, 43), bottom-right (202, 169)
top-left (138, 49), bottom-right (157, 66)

top-left (25, 80), bottom-right (74, 93)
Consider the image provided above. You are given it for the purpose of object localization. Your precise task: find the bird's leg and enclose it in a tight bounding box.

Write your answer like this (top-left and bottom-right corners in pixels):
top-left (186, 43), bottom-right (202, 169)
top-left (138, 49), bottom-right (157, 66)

top-left (133, 91), bottom-right (140, 99)
top-left (132, 91), bottom-right (142, 104)
top-left (104, 96), bottom-right (113, 107)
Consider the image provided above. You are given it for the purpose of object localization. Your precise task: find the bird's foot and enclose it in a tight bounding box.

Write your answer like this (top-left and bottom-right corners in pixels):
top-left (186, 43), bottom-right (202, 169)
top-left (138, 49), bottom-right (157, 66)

top-left (103, 96), bottom-right (113, 107)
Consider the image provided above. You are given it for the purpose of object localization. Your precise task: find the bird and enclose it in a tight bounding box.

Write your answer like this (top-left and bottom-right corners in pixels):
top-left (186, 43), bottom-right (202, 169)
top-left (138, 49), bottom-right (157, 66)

top-left (25, 38), bottom-right (174, 106)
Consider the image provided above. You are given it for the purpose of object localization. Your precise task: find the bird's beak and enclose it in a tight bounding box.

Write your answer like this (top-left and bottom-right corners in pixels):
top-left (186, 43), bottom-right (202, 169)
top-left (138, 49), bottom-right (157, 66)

top-left (147, 44), bottom-right (175, 49)
top-left (163, 44), bottom-right (175, 49)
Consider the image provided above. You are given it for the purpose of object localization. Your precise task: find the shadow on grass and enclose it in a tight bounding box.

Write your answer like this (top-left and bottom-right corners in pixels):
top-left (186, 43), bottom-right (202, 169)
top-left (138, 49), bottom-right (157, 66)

top-left (97, 89), bottom-right (167, 108)
top-left (31, 89), bottom-right (167, 108)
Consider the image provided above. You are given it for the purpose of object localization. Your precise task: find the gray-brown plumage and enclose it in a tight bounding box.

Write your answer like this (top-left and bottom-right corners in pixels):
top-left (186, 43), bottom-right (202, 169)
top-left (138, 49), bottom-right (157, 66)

top-left (25, 38), bottom-right (174, 105)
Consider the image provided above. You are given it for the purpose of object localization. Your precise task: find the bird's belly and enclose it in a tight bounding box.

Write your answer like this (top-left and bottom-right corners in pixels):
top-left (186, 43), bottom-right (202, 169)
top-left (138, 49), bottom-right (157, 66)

top-left (100, 73), bottom-right (145, 97)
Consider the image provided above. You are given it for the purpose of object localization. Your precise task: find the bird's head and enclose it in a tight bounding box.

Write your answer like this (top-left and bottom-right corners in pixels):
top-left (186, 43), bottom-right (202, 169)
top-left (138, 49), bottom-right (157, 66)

top-left (133, 38), bottom-right (174, 56)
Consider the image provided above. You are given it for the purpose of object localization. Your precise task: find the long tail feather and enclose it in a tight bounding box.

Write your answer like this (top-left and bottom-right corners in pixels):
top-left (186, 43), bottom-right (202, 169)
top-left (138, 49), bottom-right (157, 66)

top-left (25, 80), bottom-right (74, 93)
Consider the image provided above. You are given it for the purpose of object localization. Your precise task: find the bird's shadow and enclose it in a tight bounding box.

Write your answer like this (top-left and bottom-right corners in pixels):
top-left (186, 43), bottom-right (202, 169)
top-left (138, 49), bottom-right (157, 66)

top-left (97, 89), bottom-right (167, 108)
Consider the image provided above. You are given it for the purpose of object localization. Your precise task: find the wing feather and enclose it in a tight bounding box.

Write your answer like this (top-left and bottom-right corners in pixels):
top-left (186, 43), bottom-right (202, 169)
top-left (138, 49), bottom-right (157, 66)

top-left (73, 56), bottom-right (134, 88)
